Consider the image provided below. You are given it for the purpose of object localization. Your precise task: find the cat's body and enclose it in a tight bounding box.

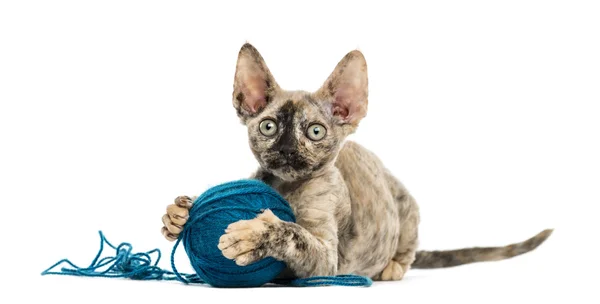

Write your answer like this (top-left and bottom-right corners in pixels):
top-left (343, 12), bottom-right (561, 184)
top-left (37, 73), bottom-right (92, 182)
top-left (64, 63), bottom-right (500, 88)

top-left (161, 43), bottom-right (552, 281)
top-left (251, 139), bottom-right (417, 279)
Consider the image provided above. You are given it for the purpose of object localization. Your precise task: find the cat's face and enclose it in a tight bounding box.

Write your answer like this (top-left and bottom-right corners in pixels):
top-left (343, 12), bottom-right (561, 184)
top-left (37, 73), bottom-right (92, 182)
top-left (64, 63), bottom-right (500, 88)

top-left (232, 44), bottom-right (368, 181)
top-left (245, 92), bottom-right (343, 181)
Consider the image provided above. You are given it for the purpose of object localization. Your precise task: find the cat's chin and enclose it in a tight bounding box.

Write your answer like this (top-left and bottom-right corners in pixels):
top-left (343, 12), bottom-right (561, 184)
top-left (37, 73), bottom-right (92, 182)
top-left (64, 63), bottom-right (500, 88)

top-left (266, 166), bottom-right (311, 182)
top-left (262, 160), bottom-right (334, 182)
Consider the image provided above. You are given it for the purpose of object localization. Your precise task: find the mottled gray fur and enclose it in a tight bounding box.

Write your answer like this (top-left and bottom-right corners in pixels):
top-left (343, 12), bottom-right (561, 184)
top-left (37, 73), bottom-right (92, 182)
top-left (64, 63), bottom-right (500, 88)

top-left (162, 43), bottom-right (552, 281)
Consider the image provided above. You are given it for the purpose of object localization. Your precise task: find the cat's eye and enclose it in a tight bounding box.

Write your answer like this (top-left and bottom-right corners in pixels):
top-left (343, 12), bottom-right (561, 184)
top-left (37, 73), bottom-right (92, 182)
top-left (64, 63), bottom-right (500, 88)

top-left (306, 124), bottom-right (326, 141)
top-left (259, 119), bottom-right (278, 137)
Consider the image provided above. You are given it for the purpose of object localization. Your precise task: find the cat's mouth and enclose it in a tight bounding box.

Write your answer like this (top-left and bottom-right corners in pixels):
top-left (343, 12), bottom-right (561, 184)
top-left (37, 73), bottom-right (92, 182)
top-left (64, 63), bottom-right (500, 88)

top-left (266, 156), bottom-right (309, 171)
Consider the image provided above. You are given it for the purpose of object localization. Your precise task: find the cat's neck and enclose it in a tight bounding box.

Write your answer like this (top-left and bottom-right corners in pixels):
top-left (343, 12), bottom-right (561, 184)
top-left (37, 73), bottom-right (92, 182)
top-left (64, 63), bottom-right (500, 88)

top-left (258, 166), bottom-right (338, 198)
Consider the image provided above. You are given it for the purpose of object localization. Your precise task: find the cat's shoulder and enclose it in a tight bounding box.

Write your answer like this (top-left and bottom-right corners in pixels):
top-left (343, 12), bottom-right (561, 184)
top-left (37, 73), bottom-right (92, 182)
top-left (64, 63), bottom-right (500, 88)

top-left (338, 140), bottom-right (378, 160)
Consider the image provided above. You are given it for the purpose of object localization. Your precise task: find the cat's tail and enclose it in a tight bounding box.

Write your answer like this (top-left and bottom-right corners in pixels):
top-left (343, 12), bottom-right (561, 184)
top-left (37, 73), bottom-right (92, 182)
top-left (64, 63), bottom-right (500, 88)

top-left (411, 229), bottom-right (553, 269)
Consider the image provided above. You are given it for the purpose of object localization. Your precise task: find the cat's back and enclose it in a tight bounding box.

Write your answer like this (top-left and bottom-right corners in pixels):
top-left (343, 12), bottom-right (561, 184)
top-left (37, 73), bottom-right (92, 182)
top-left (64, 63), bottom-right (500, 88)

top-left (335, 140), bottom-right (396, 209)
top-left (335, 140), bottom-right (387, 183)
top-left (335, 140), bottom-right (408, 202)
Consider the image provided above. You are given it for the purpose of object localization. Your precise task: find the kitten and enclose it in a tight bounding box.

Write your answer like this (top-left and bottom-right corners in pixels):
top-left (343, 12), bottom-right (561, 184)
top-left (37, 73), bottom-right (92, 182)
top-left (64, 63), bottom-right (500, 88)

top-left (161, 43), bottom-right (552, 280)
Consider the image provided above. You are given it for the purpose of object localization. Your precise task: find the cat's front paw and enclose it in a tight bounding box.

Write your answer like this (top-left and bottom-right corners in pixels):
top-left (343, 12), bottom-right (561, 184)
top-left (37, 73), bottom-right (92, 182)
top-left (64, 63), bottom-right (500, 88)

top-left (218, 209), bottom-right (280, 266)
top-left (161, 195), bottom-right (194, 241)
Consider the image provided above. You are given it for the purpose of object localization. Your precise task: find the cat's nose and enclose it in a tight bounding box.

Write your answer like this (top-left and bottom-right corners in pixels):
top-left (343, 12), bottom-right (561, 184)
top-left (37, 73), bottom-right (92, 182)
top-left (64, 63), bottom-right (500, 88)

top-left (278, 147), bottom-right (297, 157)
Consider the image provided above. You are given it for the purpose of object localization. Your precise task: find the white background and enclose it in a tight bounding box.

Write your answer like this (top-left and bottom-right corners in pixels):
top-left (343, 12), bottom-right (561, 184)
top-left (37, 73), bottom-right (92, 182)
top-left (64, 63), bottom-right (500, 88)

top-left (1, 1), bottom-right (599, 303)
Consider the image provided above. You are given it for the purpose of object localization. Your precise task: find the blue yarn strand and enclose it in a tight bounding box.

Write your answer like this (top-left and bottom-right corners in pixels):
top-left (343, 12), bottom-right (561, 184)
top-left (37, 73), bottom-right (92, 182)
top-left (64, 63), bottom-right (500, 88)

top-left (284, 275), bottom-right (373, 287)
top-left (41, 177), bottom-right (371, 287)
top-left (41, 230), bottom-right (371, 287)
top-left (41, 231), bottom-right (200, 282)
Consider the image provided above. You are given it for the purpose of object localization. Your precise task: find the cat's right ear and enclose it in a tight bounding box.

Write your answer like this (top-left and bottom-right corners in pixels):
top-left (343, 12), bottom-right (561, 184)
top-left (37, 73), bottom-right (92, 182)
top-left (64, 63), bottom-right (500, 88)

top-left (232, 43), bottom-right (279, 121)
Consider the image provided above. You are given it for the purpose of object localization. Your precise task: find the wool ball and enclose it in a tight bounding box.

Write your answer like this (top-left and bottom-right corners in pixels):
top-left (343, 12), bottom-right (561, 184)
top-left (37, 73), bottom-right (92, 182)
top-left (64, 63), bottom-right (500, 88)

top-left (179, 179), bottom-right (295, 287)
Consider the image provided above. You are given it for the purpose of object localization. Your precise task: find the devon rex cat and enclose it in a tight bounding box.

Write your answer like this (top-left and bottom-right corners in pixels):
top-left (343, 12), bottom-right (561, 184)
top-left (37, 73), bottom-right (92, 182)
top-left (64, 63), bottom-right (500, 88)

top-left (161, 43), bottom-right (552, 281)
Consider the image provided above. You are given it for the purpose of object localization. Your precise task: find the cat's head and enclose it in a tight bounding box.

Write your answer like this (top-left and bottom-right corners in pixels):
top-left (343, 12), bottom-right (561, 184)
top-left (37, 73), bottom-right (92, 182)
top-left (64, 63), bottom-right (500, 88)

top-left (232, 43), bottom-right (368, 181)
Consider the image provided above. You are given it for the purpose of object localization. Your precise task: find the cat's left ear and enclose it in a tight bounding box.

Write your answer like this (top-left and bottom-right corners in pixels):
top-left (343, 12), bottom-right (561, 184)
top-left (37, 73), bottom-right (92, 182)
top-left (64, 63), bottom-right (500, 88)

top-left (232, 43), bottom-right (279, 120)
top-left (316, 50), bottom-right (368, 126)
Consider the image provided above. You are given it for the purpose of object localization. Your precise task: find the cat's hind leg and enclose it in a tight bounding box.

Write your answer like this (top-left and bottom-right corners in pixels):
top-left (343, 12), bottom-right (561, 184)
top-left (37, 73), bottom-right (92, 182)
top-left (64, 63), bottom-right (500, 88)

top-left (378, 226), bottom-right (418, 280)
top-left (378, 195), bottom-right (419, 280)
top-left (377, 173), bottom-right (420, 281)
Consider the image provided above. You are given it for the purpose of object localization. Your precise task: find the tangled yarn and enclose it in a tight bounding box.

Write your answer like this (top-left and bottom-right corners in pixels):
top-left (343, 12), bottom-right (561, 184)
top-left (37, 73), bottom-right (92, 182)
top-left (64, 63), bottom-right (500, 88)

top-left (42, 179), bottom-right (372, 287)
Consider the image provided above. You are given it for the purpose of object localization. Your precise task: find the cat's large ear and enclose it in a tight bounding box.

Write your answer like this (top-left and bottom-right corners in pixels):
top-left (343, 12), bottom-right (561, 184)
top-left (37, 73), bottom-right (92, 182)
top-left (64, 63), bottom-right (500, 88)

top-left (232, 43), bottom-right (279, 120)
top-left (316, 50), bottom-right (368, 126)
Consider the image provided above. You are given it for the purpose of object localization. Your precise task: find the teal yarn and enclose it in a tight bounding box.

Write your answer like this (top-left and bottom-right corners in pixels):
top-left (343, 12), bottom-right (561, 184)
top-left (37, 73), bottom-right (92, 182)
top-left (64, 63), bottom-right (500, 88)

top-left (41, 179), bottom-right (372, 288)
top-left (41, 230), bottom-right (195, 282)
top-left (173, 179), bottom-right (296, 287)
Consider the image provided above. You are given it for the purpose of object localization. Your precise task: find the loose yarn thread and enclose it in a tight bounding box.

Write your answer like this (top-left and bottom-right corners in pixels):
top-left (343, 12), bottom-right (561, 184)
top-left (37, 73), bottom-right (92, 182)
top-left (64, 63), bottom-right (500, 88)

top-left (42, 179), bottom-right (372, 287)
top-left (41, 231), bottom-right (372, 287)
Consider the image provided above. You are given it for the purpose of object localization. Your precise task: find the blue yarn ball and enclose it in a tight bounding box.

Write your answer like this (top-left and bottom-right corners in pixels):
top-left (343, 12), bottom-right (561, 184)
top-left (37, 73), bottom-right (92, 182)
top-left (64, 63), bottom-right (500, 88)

top-left (179, 179), bottom-right (296, 288)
